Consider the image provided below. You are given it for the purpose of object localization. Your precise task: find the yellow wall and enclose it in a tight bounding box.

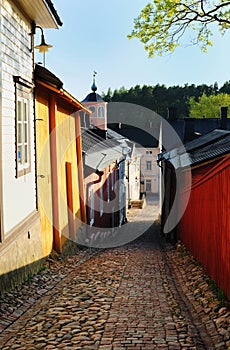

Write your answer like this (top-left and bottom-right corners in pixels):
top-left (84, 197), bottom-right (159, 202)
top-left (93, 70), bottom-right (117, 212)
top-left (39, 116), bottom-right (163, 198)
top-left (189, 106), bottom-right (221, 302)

top-left (36, 87), bottom-right (82, 255)
top-left (56, 103), bottom-right (82, 243)
top-left (36, 90), bottom-right (53, 257)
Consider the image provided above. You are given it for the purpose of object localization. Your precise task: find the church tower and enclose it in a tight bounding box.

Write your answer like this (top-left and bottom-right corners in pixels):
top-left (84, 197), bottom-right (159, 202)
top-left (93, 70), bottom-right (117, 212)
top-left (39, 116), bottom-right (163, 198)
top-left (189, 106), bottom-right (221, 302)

top-left (81, 72), bottom-right (107, 135)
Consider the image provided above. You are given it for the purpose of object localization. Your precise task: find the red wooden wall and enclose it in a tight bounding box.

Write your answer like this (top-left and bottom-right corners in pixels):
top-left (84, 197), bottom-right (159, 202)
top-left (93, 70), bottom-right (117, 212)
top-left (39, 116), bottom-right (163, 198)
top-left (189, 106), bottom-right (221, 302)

top-left (179, 155), bottom-right (230, 300)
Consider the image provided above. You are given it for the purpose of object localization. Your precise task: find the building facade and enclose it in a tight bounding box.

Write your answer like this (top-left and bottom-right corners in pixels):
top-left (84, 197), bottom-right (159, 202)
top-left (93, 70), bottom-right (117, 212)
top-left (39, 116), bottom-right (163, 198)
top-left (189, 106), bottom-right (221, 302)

top-left (0, 0), bottom-right (61, 290)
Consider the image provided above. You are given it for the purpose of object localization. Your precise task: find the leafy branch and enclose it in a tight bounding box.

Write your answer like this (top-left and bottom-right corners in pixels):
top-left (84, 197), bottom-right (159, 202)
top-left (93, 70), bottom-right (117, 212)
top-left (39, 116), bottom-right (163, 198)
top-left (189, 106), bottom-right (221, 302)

top-left (128, 0), bottom-right (230, 56)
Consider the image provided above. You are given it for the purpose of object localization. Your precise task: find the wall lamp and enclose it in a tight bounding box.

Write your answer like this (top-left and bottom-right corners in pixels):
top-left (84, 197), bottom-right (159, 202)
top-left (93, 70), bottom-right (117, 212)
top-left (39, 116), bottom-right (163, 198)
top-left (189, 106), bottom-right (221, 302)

top-left (34, 26), bottom-right (52, 53)
top-left (31, 21), bottom-right (52, 65)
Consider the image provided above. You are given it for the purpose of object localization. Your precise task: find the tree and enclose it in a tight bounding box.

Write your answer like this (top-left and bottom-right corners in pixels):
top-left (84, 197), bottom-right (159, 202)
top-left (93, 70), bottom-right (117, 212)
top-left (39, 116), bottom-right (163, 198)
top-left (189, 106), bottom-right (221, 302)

top-left (189, 92), bottom-right (230, 118)
top-left (128, 1), bottom-right (230, 56)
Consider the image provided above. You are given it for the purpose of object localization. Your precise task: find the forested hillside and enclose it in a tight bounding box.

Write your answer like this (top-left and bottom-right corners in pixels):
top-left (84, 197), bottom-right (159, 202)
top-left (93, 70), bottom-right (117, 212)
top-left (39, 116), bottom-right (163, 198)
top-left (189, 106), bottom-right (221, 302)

top-left (102, 81), bottom-right (230, 119)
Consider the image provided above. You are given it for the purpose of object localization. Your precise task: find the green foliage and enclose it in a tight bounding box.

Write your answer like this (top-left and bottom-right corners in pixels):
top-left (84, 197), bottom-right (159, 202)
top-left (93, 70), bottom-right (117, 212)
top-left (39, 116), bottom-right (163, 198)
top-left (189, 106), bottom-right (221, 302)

top-left (128, 1), bottom-right (230, 56)
top-left (189, 93), bottom-right (230, 118)
top-left (103, 81), bottom-right (230, 119)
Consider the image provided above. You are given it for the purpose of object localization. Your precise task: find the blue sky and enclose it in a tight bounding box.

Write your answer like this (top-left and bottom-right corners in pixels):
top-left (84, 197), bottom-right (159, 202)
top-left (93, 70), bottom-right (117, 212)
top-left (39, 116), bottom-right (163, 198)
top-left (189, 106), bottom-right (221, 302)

top-left (35, 0), bottom-right (230, 101)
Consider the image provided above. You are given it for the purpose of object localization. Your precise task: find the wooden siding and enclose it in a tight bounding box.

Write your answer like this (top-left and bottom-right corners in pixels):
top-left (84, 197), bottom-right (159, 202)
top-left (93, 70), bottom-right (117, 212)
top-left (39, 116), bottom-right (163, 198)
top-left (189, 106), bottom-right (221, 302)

top-left (179, 155), bottom-right (230, 300)
top-left (1, 0), bottom-right (36, 235)
top-left (36, 85), bottom-right (83, 255)
top-left (36, 89), bottom-right (53, 256)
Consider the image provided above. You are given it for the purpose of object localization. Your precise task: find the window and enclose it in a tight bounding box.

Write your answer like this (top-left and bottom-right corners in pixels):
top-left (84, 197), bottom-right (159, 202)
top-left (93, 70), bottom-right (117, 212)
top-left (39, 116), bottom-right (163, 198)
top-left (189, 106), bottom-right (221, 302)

top-left (146, 179), bottom-right (152, 192)
top-left (146, 150), bottom-right (152, 154)
top-left (89, 106), bottom-right (96, 114)
top-left (17, 98), bottom-right (29, 172)
top-left (98, 106), bottom-right (104, 118)
top-left (146, 161), bottom-right (152, 171)
top-left (14, 76), bottom-right (32, 178)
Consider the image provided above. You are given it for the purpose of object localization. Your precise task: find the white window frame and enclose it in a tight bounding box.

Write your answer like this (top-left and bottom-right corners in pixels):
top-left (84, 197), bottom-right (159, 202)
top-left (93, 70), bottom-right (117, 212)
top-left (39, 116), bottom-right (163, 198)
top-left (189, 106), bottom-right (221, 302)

top-left (16, 98), bottom-right (30, 175)
top-left (146, 160), bottom-right (152, 171)
top-left (14, 76), bottom-right (32, 178)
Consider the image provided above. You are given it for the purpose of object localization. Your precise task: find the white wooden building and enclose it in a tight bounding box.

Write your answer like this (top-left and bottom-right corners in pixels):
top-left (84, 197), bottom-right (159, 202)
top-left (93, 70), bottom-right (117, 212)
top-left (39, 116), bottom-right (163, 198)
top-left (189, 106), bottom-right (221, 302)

top-left (0, 0), bottom-right (61, 290)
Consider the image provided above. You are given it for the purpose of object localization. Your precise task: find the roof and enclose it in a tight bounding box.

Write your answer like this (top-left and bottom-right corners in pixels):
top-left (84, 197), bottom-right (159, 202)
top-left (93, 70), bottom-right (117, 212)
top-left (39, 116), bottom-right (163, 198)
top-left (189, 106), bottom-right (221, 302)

top-left (189, 134), bottom-right (230, 166)
top-left (35, 64), bottom-right (90, 113)
top-left (81, 129), bottom-right (130, 171)
top-left (166, 118), bottom-right (230, 147)
top-left (44, 0), bottom-right (63, 26)
top-left (107, 128), bottom-right (127, 141)
top-left (159, 129), bottom-right (230, 168)
top-left (15, 0), bottom-right (62, 28)
top-left (35, 64), bottom-right (63, 89)
top-left (108, 124), bottom-right (159, 148)
top-left (183, 129), bottom-right (230, 153)
top-left (82, 92), bottom-right (104, 103)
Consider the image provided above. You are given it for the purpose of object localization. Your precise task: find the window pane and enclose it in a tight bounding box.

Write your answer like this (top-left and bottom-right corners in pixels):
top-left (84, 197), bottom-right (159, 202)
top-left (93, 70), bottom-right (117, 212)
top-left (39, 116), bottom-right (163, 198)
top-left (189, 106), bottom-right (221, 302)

top-left (98, 107), bottom-right (104, 118)
top-left (146, 161), bottom-right (152, 170)
top-left (18, 145), bottom-right (22, 164)
top-left (24, 102), bottom-right (27, 121)
top-left (24, 145), bottom-right (28, 163)
top-left (24, 122), bottom-right (28, 143)
top-left (17, 101), bottom-right (22, 121)
top-left (18, 123), bottom-right (22, 143)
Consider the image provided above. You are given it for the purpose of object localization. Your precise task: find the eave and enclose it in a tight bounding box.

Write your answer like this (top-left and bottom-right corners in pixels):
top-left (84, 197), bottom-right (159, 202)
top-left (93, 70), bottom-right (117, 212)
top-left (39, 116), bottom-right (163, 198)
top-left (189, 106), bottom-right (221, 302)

top-left (12, 0), bottom-right (62, 28)
top-left (36, 80), bottom-right (91, 114)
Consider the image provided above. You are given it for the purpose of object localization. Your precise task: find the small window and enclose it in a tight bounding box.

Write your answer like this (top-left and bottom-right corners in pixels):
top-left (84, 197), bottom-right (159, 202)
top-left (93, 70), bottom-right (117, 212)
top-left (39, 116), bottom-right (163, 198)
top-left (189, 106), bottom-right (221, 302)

top-left (98, 106), bottom-right (104, 118)
top-left (146, 150), bottom-right (152, 154)
top-left (89, 106), bottom-right (96, 114)
top-left (13, 76), bottom-right (32, 178)
top-left (146, 161), bottom-right (152, 171)
top-left (17, 98), bottom-right (29, 170)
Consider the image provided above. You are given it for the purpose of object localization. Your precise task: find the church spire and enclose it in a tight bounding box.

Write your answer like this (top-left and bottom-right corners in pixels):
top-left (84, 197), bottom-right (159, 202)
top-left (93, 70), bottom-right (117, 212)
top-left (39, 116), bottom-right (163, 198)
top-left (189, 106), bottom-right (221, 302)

top-left (91, 71), bottom-right (97, 92)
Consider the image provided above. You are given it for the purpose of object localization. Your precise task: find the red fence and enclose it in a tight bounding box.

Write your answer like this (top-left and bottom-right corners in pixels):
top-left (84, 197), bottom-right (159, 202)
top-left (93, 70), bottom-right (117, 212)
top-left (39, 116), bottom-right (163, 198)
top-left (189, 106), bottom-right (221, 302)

top-left (179, 155), bottom-right (230, 300)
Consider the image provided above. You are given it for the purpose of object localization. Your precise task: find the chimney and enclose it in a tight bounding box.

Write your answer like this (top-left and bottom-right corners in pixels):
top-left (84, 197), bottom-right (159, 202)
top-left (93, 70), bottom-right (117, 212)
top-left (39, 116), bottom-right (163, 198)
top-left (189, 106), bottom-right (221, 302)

top-left (167, 107), bottom-right (177, 122)
top-left (184, 118), bottom-right (195, 142)
top-left (220, 106), bottom-right (228, 130)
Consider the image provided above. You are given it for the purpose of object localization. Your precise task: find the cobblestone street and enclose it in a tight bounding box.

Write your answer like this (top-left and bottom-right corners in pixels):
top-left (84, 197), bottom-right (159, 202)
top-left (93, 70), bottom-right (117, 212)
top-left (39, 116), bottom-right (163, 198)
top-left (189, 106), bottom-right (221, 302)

top-left (0, 201), bottom-right (229, 349)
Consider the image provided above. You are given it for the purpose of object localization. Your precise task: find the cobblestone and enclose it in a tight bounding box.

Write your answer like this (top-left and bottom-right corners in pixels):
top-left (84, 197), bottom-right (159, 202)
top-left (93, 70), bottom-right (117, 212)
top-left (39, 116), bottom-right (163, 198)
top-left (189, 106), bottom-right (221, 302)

top-left (0, 202), bottom-right (229, 349)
